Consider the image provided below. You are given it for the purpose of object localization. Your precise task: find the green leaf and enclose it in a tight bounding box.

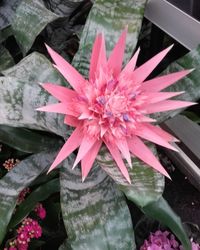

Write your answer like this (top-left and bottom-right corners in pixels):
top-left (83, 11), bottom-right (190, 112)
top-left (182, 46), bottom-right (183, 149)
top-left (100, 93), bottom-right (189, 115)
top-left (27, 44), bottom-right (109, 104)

top-left (9, 178), bottom-right (60, 228)
top-left (1, 52), bottom-right (68, 137)
top-left (97, 145), bottom-right (164, 208)
top-left (44, 0), bottom-right (84, 17)
top-left (11, 0), bottom-right (58, 55)
top-left (60, 156), bottom-right (135, 250)
top-left (155, 45), bottom-right (200, 123)
top-left (0, 125), bottom-right (62, 153)
top-left (72, 0), bottom-right (147, 76)
top-left (142, 197), bottom-right (191, 250)
top-left (0, 0), bottom-right (21, 30)
top-left (0, 149), bottom-right (59, 244)
top-left (0, 26), bottom-right (13, 43)
top-left (0, 45), bottom-right (14, 72)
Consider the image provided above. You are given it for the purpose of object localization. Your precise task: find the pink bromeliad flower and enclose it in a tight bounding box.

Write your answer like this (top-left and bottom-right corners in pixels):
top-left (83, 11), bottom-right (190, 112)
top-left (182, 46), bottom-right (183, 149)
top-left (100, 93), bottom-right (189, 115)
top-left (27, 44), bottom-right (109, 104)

top-left (37, 29), bottom-right (195, 183)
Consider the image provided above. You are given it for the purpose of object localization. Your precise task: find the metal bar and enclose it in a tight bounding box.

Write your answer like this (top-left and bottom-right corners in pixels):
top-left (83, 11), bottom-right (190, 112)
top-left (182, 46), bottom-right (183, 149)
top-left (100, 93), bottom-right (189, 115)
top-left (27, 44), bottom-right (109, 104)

top-left (144, 0), bottom-right (200, 50)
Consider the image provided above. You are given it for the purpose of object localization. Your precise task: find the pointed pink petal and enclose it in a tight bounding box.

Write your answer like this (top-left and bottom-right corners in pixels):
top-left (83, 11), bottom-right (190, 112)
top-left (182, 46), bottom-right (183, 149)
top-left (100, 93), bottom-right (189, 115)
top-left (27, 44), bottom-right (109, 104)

top-left (81, 140), bottom-right (102, 181)
top-left (140, 70), bottom-right (193, 92)
top-left (72, 136), bottom-right (97, 169)
top-left (89, 34), bottom-right (107, 81)
top-left (47, 126), bottom-right (83, 172)
top-left (128, 136), bottom-right (170, 178)
top-left (36, 103), bottom-right (78, 116)
top-left (144, 100), bottom-right (196, 114)
top-left (116, 139), bottom-right (132, 167)
top-left (121, 47), bottom-right (140, 75)
top-left (40, 83), bottom-right (77, 103)
top-left (45, 44), bottom-right (85, 92)
top-left (132, 45), bottom-right (173, 84)
top-left (108, 28), bottom-right (127, 77)
top-left (144, 91), bottom-right (185, 104)
top-left (135, 124), bottom-right (178, 151)
top-left (104, 140), bottom-right (131, 183)
top-left (144, 123), bottom-right (178, 142)
top-left (89, 34), bottom-right (102, 81)
top-left (64, 115), bottom-right (80, 127)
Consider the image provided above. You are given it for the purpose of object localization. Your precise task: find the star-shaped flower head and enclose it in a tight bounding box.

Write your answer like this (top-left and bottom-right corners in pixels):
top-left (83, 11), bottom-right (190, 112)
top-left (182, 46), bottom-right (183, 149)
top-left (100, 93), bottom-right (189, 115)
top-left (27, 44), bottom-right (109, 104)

top-left (37, 28), bottom-right (195, 183)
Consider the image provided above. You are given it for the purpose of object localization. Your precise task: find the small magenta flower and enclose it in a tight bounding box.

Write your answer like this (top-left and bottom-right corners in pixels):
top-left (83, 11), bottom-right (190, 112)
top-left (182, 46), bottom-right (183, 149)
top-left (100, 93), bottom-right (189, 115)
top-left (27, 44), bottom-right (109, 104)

top-left (16, 217), bottom-right (42, 249)
top-left (37, 28), bottom-right (195, 183)
top-left (34, 203), bottom-right (46, 219)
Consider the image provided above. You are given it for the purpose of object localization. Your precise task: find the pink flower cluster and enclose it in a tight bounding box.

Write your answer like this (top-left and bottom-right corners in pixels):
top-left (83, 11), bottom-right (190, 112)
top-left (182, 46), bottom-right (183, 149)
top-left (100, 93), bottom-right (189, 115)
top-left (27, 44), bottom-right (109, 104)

top-left (34, 203), bottom-right (46, 219)
top-left (140, 230), bottom-right (200, 250)
top-left (4, 218), bottom-right (42, 250)
top-left (16, 217), bottom-right (42, 250)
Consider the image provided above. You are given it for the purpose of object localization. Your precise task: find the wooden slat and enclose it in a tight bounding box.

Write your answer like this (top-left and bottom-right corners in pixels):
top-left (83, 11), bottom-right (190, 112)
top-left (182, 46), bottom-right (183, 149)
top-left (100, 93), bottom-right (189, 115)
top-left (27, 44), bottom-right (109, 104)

top-left (161, 115), bottom-right (200, 191)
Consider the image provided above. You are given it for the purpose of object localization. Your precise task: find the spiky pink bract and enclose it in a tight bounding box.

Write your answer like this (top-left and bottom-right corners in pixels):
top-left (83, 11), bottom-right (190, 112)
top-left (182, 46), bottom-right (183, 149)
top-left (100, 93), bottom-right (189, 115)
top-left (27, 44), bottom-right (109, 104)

top-left (37, 29), bottom-right (195, 183)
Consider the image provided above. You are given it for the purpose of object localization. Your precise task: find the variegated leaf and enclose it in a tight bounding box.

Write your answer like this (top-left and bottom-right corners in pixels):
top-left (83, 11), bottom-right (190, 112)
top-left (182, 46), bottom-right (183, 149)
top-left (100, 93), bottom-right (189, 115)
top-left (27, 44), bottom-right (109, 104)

top-left (0, 149), bottom-right (59, 244)
top-left (1, 52), bottom-right (69, 137)
top-left (73, 0), bottom-right (147, 76)
top-left (11, 0), bottom-right (58, 54)
top-left (96, 145), bottom-right (164, 207)
top-left (155, 45), bottom-right (200, 123)
top-left (0, 76), bottom-right (67, 137)
top-left (60, 156), bottom-right (135, 250)
top-left (0, 45), bottom-right (14, 72)
top-left (0, 0), bottom-right (21, 30)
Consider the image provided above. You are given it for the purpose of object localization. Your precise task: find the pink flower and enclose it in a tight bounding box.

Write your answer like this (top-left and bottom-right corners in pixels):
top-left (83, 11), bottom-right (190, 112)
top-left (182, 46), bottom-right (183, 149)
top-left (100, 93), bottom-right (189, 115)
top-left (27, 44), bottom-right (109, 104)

top-left (141, 230), bottom-right (200, 250)
top-left (16, 218), bottom-right (42, 249)
top-left (34, 203), bottom-right (46, 219)
top-left (37, 28), bottom-right (195, 183)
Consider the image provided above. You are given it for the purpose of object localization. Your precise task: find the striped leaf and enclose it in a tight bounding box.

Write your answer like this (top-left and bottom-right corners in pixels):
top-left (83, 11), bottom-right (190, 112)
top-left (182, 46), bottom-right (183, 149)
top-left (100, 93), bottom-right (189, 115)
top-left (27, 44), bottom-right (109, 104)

top-left (96, 145), bottom-right (164, 208)
top-left (96, 149), bottom-right (191, 250)
top-left (155, 45), bottom-right (200, 123)
top-left (0, 0), bottom-right (21, 30)
top-left (60, 156), bottom-right (135, 250)
top-left (0, 45), bottom-right (14, 72)
top-left (11, 0), bottom-right (58, 55)
top-left (0, 149), bottom-right (59, 244)
top-left (73, 0), bottom-right (147, 76)
top-left (1, 52), bottom-right (68, 137)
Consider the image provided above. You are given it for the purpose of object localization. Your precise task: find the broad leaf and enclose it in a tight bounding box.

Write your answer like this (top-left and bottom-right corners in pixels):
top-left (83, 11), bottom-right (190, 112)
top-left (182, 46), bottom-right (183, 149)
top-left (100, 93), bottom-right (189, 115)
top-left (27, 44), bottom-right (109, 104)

top-left (0, 149), bottom-right (58, 244)
top-left (97, 148), bottom-right (190, 248)
top-left (0, 45), bottom-right (14, 72)
top-left (97, 145), bottom-right (164, 208)
top-left (155, 45), bottom-right (200, 123)
top-left (73, 0), bottom-right (147, 76)
top-left (0, 125), bottom-right (62, 153)
top-left (142, 197), bottom-right (191, 250)
top-left (0, 0), bottom-right (21, 30)
top-left (9, 178), bottom-right (60, 228)
top-left (1, 52), bottom-right (68, 137)
top-left (60, 157), bottom-right (135, 250)
top-left (11, 0), bottom-right (58, 54)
